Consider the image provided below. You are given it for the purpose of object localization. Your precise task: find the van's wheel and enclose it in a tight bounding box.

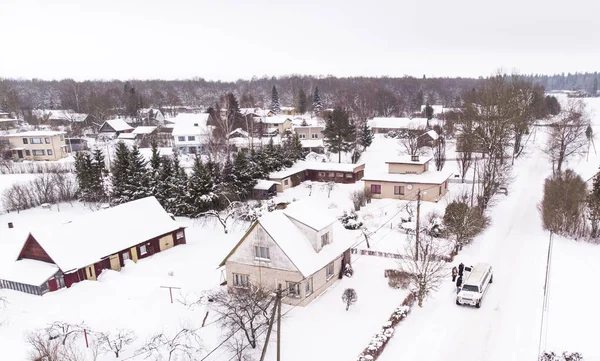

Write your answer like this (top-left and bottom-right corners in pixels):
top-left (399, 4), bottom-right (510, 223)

top-left (456, 300), bottom-right (461, 306)
top-left (490, 275), bottom-right (494, 283)
top-left (476, 300), bottom-right (481, 308)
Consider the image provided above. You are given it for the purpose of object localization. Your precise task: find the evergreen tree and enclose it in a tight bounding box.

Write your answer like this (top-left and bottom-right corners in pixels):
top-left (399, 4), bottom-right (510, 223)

top-left (414, 90), bottom-right (424, 111)
top-left (297, 89), bottom-right (307, 114)
top-left (150, 141), bottom-right (161, 172)
top-left (425, 102), bottom-right (434, 120)
top-left (359, 122), bottom-right (374, 150)
top-left (170, 154), bottom-right (189, 215)
top-left (110, 141), bottom-right (131, 205)
top-left (90, 148), bottom-right (107, 202)
top-left (248, 148), bottom-right (268, 180)
top-left (233, 151), bottom-right (256, 199)
top-left (127, 145), bottom-right (151, 201)
top-left (312, 86), bottom-right (322, 114)
top-left (156, 156), bottom-right (173, 210)
top-left (187, 156), bottom-right (216, 216)
top-left (588, 169), bottom-right (600, 238)
top-left (74, 152), bottom-right (91, 200)
top-left (226, 93), bottom-right (240, 124)
top-left (220, 156), bottom-right (237, 198)
top-left (271, 85), bottom-right (281, 114)
top-left (322, 107), bottom-right (356, 163)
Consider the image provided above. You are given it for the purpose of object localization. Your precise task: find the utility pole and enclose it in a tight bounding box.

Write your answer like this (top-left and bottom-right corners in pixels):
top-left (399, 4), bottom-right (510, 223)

top-left (277, 284), bottom-right (282, 361)
top-left (415, 189), bottom-right (421, 261)
top-left (537, 231), bottom-right (554, 360)
top-left (260, 285), bottom-right (282, 361)
top-left (470, 157), bottom-right (477, 207)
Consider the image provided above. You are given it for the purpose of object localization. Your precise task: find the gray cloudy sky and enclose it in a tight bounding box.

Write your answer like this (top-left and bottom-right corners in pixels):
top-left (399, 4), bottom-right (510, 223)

top-left (1, 0), bottom-right (599, 81)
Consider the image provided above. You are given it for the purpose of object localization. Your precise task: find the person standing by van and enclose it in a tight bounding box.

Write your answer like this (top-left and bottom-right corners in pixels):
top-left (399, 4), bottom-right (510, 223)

top-left (452, 266), bottom-right (458, 282)
top-left (458, 263), bottom-right (464, 277)
top-left (456, 275), bottom-right (463, 294)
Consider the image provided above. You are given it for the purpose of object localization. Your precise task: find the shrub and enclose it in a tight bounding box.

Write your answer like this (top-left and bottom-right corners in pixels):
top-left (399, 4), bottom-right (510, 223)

top-left (540, 169), bottom-right (587, 238)
top-left (339, 210), bottom-right (364, 230)
top-left (386, 270), bottom-right (412, 289)
top-left (350, 189), bottom-right (366, 211)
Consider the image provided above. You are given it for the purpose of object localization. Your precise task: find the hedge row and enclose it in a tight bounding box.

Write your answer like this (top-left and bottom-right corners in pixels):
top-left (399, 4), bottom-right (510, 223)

top-left (356, 292), bottom-right (416, 361)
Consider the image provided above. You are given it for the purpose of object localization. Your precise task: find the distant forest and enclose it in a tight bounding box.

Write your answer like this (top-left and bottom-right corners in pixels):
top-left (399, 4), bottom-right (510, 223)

top-left (0, 72), bottom-right (598, 122)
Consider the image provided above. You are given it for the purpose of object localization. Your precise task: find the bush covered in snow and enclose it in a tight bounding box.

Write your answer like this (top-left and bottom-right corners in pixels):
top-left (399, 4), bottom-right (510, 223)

top-left (385, 269), bottom-right (412, 289)
top-left (540, 351), bottom-right (584, 361)
top-left (356, 292), bottom-right (416, 361)
top-left (339, 210), bottom-right (364, 230)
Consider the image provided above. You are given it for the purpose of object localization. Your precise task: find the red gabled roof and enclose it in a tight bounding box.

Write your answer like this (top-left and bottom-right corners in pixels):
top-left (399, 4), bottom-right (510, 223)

top-left (17, 234), bottom-right (56, 265)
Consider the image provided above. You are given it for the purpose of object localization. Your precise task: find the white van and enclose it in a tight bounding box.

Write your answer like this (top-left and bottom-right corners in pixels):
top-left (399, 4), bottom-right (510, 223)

top-left (456, 263), bottom-right (493, 308)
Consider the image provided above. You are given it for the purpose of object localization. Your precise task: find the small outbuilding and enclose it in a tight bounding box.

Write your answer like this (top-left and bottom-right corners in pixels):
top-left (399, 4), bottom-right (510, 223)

top-left (252, 180), bottom-right (280, 199)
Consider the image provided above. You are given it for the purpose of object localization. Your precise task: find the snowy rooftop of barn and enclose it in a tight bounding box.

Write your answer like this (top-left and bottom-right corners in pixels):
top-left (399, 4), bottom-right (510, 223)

top-left (104, 119), bottom-right (134, 132)
top-left (132, 126), bottom-right (157, 135)
top-left (253, 180), bottom-right (280, 190)
top-left (27, 197), bottom-right (182, 272)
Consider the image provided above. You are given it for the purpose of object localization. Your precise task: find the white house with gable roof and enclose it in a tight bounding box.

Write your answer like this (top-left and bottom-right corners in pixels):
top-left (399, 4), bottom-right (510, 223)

top-left (171, 113), bottom-right (213, 154)
top-left (219, 201), bottom-right (355, 306)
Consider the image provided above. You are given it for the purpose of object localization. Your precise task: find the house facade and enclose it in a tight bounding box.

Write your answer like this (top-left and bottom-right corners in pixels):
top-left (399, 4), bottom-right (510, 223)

top-left (98, 119), bottom-right (134, 136)
top-left (269, 161), bottom-right (366, 192)
top-left (0, 131), bottom-right (68, 161)
top-left (363, 155), bottom-right (452, 202)
top-left (0, 197), bottom-right (186, 295)
top-left (219, 202), bottom-right (355, 306)
top-left (254, 116), bottom-right (292, 135)
top-left (0, 110), bottom-right (17, 131)
top-left (171, 113), bottom-right (212, 154)
top-left (367, 117), bottom-right (435, 134)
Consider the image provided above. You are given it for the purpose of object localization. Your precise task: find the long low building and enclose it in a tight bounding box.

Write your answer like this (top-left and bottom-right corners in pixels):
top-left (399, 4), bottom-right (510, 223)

top-left (0, 197), bottom-right (186, 295)
top-left (269, 161), bottom-right (366, 192)
top-left (363, 155), bottom-right (452, 202)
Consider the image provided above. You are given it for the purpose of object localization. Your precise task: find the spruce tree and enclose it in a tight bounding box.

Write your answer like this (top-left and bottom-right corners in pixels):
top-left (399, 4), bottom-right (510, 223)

top-left (226, 93), bottom-right (241, 125)
top-left (359, 122), bottom-right (374, 150)
top-left (221, 156), bottom-right (237, 198)
top-left (187, 156), bottom-right (216, 216)
top-left (271, 85), bottom-right (281, 114)
top-left (322, 107), bottom-right (356, 163)
top-left (74, 152), bottom-right (91, 201)
top-left (297, 89), bottom-right (307, 114)
top-left (233, 151), bottom-right (256, 199)
top-left (171, 154), bottom-right (189, 215)
top-left (127, 145), bottom-right (151, 201)
top-left (156, 156), bottom-right (173, 210)
top-left (248, 148), bottom-right (268, 180)
top-left (110, 141), bottom-right (131, 204)
top-left (312, 86), bottom-right (322, 114)
top-left (90, 148), bottom-right (107, 202)
top-left (148, 142), bottom-right (161, 197)
top-left (150, 141), bottom-right (161, 172)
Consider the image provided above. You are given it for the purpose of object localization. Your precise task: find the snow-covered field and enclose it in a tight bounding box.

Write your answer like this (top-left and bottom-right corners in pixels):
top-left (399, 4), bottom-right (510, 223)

top-left (2, 96), bottom-right (600, 360)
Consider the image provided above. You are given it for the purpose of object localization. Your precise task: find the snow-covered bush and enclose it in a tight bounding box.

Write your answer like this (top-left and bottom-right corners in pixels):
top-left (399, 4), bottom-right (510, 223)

top-left (384, 131), bottom-right (398, 139)
top-left (350, 189), bottom-right (366, 211)
top-left (339, 210), bottom-right (364, 230)
top-left (343, 263), bottom-right (354, 278)
top-left (540, 351), bottom-right (584, 361)
top-left (386, 270), bottom-right (411, 289)
top-left (425, 211), bottom-right (444, 238)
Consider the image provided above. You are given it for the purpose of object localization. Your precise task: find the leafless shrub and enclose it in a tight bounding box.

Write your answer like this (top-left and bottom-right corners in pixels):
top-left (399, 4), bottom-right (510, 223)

top-left (27, 328), bottom-right (83, 361)
top-left (350, 189), bottom-right (366, 211)
top-left (443, 194), bottom-right (489, 252)
top-left (137, 327), bottom-right (203, 361)
top-left (98, 329), bottom-right (136, 358)
top-left (386, 270), bottom-right (412, 289)
top-left (321, 181), bottom-right (336, 198)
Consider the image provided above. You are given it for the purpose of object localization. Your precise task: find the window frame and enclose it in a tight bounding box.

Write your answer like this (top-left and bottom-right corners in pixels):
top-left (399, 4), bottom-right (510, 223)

top-left (299, 133), bottom-right (306, 139)
top-left (370, 184), bottom-right (381, 194)
top-left (47, 149), bottom-right (53, 155)
top-left (177, 136), bottom-right (185, 142)
top-left (286, 281), bottom-right (301, 298)
top-left (122, 251), bottom-right (130, 262)
top-left (305, 277), bottom-right (313, 296)
top-left (30, 137), bottom-right (42, 144)
top-left (22, 138), bottom-right (28, 144)
top-left (176, 231), bottom-right (184, 239)
top-left (140, 244), bottom-right (147, 255)
top-left (32, 150), bottom-right (45, 156)
top-left (326, 262), bottom-right (335, 280)
top-left (187, 135), bottom-right (195, 141)
top-left (311, 133), bottom-right (318, 139)
top-left (254, 245), bottom-right (270, 260)
top-left (394, 185), bottom-right (405, 195)
top-left (25, 150), bottom-right (31, 156)
top-left (44, 138), bottom-right (50, 144)
top-left (284, 179), bottom-right (289, 186)
top-left (233, 273), bottom-right (250, 288)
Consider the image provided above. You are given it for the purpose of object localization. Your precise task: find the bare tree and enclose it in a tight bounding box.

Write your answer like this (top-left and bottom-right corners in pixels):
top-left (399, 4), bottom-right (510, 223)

top-left (209, 285), bottom-right (273, 349)
top-left (442, 194), bottom-right (489, 253)
top-left (27, 328), bottom-right (83, 361)
top-left (398, 133), bottom-right (420, 156)
top-left (98, 329), bottom-right (136, 358)
top-left (398, 233), bottom-right (448, 307)
top-left (137, 327), bottom-right (203, 361)
top-left (433, 136), bottom-right (446, 171)
top-left (321, 181), bottom-right (336, 198)
top-left (545, 99), bottom-right (590, 174)
top-left (51, 172), bottom-right (78, 205)
top-left (226, 332), bottom-right (254, 361)
top-left (198, 197), bottom-right (246, 234)
top-left (341, 288), bottom-right (358, 311)
top-left (540, 169), bottom-right (587, 238)
top-left (46, 321), bottom-right (85, 346)
top-left (350, 189), bottom-right (366, 211)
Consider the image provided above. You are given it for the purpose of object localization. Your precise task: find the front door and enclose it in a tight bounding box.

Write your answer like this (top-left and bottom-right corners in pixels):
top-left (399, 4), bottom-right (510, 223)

top-left (17, 150), bottom-right (23, 159)
top-left (159, 234), bottom-right (174, 251)
top-left (48, 278), bottom-right (58, 292)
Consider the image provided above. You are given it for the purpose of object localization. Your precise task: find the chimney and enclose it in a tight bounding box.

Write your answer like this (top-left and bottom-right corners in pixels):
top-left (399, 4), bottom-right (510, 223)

top-left (8, 222), bottom-right (14, 229)
top-left (411, 155), bottom-right (419, 162)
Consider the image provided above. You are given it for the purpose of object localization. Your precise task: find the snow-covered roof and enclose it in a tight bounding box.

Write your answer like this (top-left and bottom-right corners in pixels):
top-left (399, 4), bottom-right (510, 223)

top-left (103, 119), bottom-right (134, 132)
top-left (27, 197), bottom-right (182, 272)
top-left (254, 115), bottom-right (292, 125)
top-left (0, 118), bottom-right (17, 123)
top-left (0, 259), bottom-right (59, 286)
top-left (0, 227), bottom-right (30, 267)
top-left (229, 136), bottom-right (281, 148)
top-left (240, 108), bottom-right (271, 117)
top-left (269, 161), bottom-right (365, 179)
top-left (367, 117), bottom-right (434, 130)
top-left (0, 130), bottom-right (66, 137)
top-left (363, 170), bottom-right (453, 184)
top-left (228, 128), bottom-right (249, 138)
top-left (283, 200), bottom-right (337, 230)
top-left (386, 155), bottom-right (433, 165)
top-left (138, 147), bottom-right (174, 161)
top-left (255, 206), bottom-right (356, 277)
top-left (425, 129), bottom-right (439, 140)
top-left (171, 113), bottom-right (211, 136)
top-left (132, 126), bottom-right (157, 135)
top-left (280, 106), bottom-right (295, 111)
top-left (300, 139), bottom-right (324, 148)
top-left (420, 104), bottom-right (444, 114)
top-left (32, 109), bottom-right (87, 122)
top-left (253, 180), bottom-right (280, 190)
top-left (117, 133), bottom-right (137, 140)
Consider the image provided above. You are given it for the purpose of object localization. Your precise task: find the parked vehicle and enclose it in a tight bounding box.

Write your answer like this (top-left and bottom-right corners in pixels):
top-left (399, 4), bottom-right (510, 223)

top-left (456, 263), bottom-right (493, 308)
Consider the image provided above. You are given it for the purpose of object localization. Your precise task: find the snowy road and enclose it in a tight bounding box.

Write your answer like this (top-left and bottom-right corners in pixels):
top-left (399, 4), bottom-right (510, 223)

top-left (380, 146), bottom-right (552, 361)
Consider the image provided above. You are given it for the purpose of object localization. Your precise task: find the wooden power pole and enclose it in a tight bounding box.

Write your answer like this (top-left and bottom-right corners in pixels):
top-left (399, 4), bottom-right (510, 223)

top-left (260, 285), bottom-right (283, 361)
top-left (277, 286), bottom-right (282, 361)
top-left (415, 189), bottom-right (421, 261)
top-left (470, 157), bottom-right (477, 207)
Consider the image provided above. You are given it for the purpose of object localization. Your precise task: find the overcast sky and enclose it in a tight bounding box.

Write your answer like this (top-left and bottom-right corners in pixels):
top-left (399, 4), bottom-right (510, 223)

top-left (1, 0), bottom-right (599, 82)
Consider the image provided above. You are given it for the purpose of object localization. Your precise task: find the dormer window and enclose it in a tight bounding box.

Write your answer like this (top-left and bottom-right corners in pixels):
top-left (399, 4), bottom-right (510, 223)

top-left (321, 232), bottom-right (330, 247)
top-left (194, 123), bottom-right (199, 127)
top-left (411, 155), bottom-right (419, 162)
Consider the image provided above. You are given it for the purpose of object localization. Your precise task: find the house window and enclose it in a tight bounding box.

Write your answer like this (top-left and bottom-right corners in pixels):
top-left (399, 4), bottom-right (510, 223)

top-left (439, 186), bottom-right (442, 195)
top-left (193, 123), bottom-right (198, 127)
top-left (178, 136), bottom-right (185, 141)
top-left (311, 133), bottom-right (318, 139)
top-left (122, 251), bottom-right (130, 261)
top-left (57, 276), bottom-right (65, 289)
top-left (345, 173), bottom-right (353, 178)
top-left (445, 180), bottom-right (448, 189)
top-left (305, 277), bottom-right (313, 296)
top-left (318, 172), bottom-right (326, 177)
top-left (187, 136), bottom-right (195, 141)
top-left (321, 232), bottom-right (330, 247)
top-left (32, 150), bottom-right (45, 156)
top-left (87, 267), bottom-right (93, 278)
top-left (336, 173), bottom-right (344, 178)
top-left (176, 231), bottom-right (184, 239)
top-left (370, 184), bottom-right (381, 194)
top-left (326, 262), bottom-right (335, 280)
top-left (45, 138), bottom-right (50, 144)
top-left (286, 281), bottom-right (301, 298)
top-left (30, 138), bottom-right (42, 144)
top-left (140, 244), bottom-right (147, 255)
top-left (284, 179), bottom-right (289, 186)
top-left (328, 172), bottom-right (335, 177)
top-left (47, 149), bottom-right (53, 155)
top-left (233, 273), bottom-right (249, 288)
top-left (22, 138), bottom-right (28, 144)
top-left (299, 133), bottom-right (306, 139)
top-left (394, 186), bottom-right (405, 195)
top-left (25, 150), bottom-right (31, 156)
top-left (254, 245), bottom-right (270, 260)
top-left (189, 146), bottom-right (197, 153)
